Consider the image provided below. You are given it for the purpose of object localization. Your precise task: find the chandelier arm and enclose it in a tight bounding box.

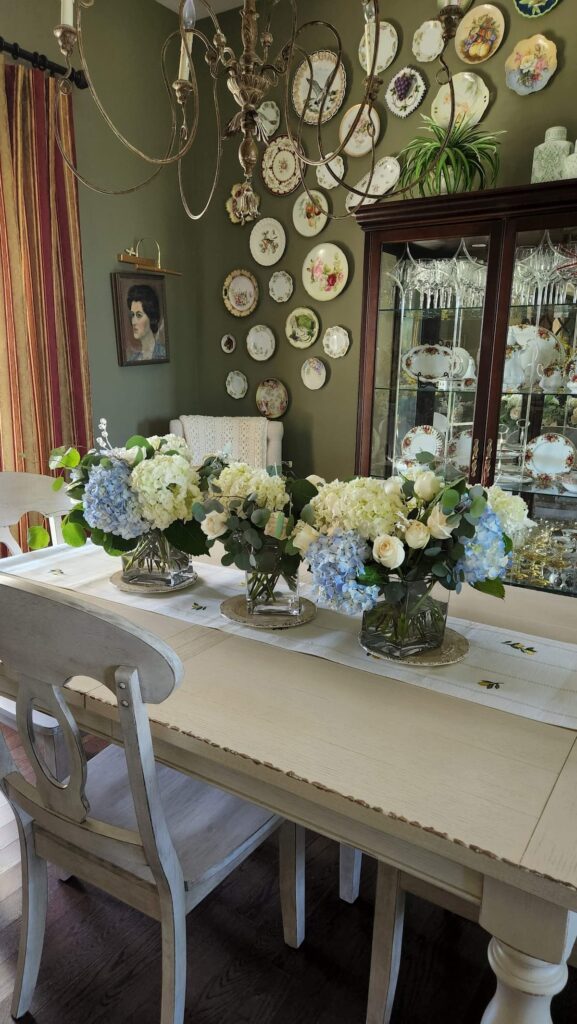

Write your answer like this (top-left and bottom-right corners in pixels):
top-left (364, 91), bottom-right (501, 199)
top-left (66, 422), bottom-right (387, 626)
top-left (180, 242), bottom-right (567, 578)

top-left (178, 77), bottom-right (223, 221)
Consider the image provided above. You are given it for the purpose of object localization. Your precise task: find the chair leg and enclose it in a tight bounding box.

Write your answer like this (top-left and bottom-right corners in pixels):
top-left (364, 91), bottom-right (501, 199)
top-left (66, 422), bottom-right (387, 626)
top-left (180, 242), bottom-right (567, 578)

top-left (366, 863), bottom-right (405, 1024)
top-left (11, 818), bottom-right (48, 1020)
top-left (339, 844), bottom-right (362, 904)
top-left (159, 891), bottom-right (187, 1024)
top-left (279, 821), bottom-right (305, 949)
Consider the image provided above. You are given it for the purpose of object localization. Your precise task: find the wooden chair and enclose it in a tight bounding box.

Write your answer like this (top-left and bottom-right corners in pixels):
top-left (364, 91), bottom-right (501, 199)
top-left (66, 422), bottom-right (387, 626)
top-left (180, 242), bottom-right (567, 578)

top-left (0, 576), bottom-right (305, 1024)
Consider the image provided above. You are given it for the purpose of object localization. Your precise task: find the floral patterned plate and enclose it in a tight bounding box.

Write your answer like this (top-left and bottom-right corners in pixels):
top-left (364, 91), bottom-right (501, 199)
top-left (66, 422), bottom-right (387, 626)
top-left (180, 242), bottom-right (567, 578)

top-left (386, 66), bottom-right (428, 119)
top-left (358, 21), bottom-right (398, 74)
top-left (339, 103), bottom-right (381, 158)
top-left (302, 243), bottom-right (349, 302)
top-left (226, 370), bottom-right (248, 400)
top-left (316, 151), bottom-right (345, 190)
top-left (292, 50), bottom-right (347, 125)
top-left (249, 218), bottom-right (286, 267)
top-left (322, 326), bottom-right (350, 359)
top-left (412, 20), bottom-right (445, 63)
top-left (401, 425), bottom-right (444, 463)
top-left (255, 378), bottom-right (289, 419)
top-left (514, 0), bottom-right (561, 16)
top-left (455, 5), bottom-right (505, 65)
top-left (292, 189), bottom-right (329, 237)
top-left (285, 307), bottom-right (320, 349)
top-left (525, 432), bottom-right (576, 478)
top-left (345, 156), bottom-right (401, 213)
top-left (505, 35), bottom-right (557, 95)
top-left (432, 71), bottom-right (489, 127)
top-left (448, 428), bottom-right (473, 473)
top-left (301, 357), bottom-right (327, 391)
top-left (220, 333), bottom-right (236, 354)
top-left (402, 345), bottom-right (462, 381)
top-left (261, 135), bottom-right (304, 196)
top-left (269, 270), bottom-right (294, 304)
top-left (223, 269), bottom-right (259, 317)
top-left (246, 325), bottom-right (276, 362)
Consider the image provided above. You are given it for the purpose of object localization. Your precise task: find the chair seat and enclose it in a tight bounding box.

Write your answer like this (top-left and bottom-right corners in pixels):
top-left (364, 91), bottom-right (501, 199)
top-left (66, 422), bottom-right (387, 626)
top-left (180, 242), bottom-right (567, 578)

top-left (85, 745), bottom-right (279, 889)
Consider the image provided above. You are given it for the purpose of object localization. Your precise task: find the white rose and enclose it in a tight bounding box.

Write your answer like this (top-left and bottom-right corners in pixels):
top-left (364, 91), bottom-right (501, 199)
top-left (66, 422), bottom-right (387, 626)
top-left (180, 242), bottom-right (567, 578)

top-left (372, 534), bottom-right (405, 570)
top-left (414, 471), bottom-right (443, 502)
top-left (291, 522), bottom-right (319, 555)
top-left (383, 476), bottom-right (404, 496)
top-left (427, 504), bottom-right (454, 540)
top-left (405, 522), bottom-right (431, 549)
top-left (201, 510), bottom-right (229, 540)
top-left (306, 474), bottom-right (326, 489)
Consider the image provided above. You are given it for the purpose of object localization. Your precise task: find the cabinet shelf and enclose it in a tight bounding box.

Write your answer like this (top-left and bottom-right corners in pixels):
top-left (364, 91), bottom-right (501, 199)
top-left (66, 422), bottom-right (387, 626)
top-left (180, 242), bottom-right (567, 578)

top-left (374, 384), bottom-right (477, 395)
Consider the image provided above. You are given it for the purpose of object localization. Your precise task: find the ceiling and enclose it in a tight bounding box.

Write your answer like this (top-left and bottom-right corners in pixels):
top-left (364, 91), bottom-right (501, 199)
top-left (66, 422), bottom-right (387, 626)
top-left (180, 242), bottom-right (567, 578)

top-left (155, 0), bottom-right (243, 15)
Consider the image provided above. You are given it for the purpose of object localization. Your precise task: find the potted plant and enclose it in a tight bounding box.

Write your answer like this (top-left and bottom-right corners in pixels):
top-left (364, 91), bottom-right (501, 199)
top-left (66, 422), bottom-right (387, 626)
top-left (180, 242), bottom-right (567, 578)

top-left (398, 115), bottom-right (503, 197)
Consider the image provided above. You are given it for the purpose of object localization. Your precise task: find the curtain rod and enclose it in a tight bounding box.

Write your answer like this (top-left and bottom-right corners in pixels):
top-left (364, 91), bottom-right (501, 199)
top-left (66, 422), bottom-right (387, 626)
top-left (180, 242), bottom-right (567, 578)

top-left (0, 36), bottom-right (88, 89)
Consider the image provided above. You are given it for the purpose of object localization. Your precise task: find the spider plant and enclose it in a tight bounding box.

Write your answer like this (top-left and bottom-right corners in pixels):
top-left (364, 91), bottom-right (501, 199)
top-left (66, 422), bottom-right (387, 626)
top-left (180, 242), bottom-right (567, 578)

top-left (398, 116), bottom-right (504, 198)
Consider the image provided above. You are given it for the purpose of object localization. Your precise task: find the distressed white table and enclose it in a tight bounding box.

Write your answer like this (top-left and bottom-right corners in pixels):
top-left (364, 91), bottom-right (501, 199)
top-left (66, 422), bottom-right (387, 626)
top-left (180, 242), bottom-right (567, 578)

top-left (2, 554), bottom-right (577, 1023)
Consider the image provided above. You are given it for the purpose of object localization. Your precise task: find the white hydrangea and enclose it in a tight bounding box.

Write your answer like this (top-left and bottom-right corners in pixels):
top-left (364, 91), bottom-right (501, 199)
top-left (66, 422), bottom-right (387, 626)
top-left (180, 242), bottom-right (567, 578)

top-left (213, 462), bottom-right (289, 512)
top-left (131, 453), bottom-right (201, 530)
top-left (309, 478), bottom-right (403, 542)
top-left (146, 434), bottom-right (194, 461)
top-left (487, 485), bottom-right (534, 545)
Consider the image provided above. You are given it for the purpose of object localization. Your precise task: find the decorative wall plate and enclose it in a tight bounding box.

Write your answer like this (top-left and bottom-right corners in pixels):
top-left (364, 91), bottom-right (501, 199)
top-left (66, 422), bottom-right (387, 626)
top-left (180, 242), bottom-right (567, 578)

top-left (412, 20), bottom-right (445, 63)
top-left (339, 103), bottom-right (381, 158)
top-left (246, 325), bottom-right (276, 362)
top-left (505, 35), bottom-right (557, 95)
top-left (256, 378), bottom-right (289, 419)
top-left (455, 5), bottom-right (505, 65)
top-left (226, 370), bottom-right (248, 400)
top-left (431, 71), bottom-right (490, 127)
top-left (386, 67), bottom-right (427, 119)
top-left (269, 270), bottom-right (294, 304)
top-left (316, 152), bottom-right (345, 190)
top-left (223, 269), bottom-right (259, 317)
top-left (225, 182), bottom-right (260, 224)
top-left (401, 425), bottom-right (444, 462)
top-left (292, 189), bottom-right (329, 237)
top-left (525, 432), bottom-right (576, 477)
top-left (221, 333), bottom-right (236, 354)
top-left (261, 135), bottom-right (304, 196)
top-left (302, 243), bottom-right (349, 302)
top-left (448, 428), bottom-right (473, 473)
top-left (345, 156), bottom-right (401, 213)
top-left (514, 0), bottom-right (561, 16)
top-left (292, 50), bottom-right (347, 125)
top-left (249, 218), bottom-right (286, 266)
top-left (402, 345), bottom-right (462, 381)
top-left (358, 21), bottom-right (399, 74)
top-left (256, 100), bottom-right (281, 139)
top-left (322, 326), bottom-right (350, 359)
top-left (301, 357), bottom-right (327, 390)
top-left (285, 307), bottom-right (320, 348)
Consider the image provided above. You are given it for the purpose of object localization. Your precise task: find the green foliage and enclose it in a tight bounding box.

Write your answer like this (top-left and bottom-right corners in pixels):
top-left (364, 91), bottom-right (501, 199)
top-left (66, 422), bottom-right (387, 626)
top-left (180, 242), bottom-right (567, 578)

top-left (398, 116), bottom-right (503, 197)
top-left (62, 521), bottom-right (87, 547)
top-left (27, 525), bottom-right (51, 550)
top-left (164, 520), bottom-right (207, 556)
top-left (473, 578), bottom-right (506, 599)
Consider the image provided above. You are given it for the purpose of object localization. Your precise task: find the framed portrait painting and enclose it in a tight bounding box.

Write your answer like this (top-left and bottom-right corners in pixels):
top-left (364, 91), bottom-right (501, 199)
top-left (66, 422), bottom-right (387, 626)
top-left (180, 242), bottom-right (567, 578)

top-left (111, 272), bottom-right (170, 366)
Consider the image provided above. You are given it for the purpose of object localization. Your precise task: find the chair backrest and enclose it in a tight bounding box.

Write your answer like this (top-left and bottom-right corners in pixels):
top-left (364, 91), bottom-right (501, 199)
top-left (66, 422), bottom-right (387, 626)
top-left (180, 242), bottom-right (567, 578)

top-left (0, 576), bottom-right (184, 890)
top-left (169, 416), bottom-right (284, 469)
top-left (0, 472), bottom-right (73, 554)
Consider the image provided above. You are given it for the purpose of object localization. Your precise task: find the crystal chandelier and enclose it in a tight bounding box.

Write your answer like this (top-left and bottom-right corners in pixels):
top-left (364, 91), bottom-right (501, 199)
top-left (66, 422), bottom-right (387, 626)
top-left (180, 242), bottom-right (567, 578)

top-left (53, 0), bottom-right (466, 223)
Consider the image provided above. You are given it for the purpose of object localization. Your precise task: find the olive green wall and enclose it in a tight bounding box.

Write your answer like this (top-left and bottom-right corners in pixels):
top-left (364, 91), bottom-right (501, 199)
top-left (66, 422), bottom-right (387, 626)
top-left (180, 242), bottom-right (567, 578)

top-left (188, 0), bottom-right (576, 478)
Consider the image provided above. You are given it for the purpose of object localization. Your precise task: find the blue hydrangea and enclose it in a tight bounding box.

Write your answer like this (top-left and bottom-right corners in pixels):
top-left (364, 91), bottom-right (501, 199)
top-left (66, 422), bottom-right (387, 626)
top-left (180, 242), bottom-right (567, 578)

top-left (83, 462), bottom-right (149, 540)
top-left (457, 507), bottom-right (511, 585)
top-left (307, 530), bottom-right (380, 615)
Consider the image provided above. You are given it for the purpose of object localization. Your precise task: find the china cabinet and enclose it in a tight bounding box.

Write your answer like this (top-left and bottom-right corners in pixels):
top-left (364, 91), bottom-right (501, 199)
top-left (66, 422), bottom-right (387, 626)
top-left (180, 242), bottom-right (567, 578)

top-left (356, 179), bottom-right (577, 598)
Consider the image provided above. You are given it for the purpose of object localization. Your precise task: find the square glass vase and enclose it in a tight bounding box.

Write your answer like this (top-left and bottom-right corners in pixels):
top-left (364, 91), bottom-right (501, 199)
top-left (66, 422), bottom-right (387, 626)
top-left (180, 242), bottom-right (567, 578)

top-left (121, 531), bottom-right (197, 590)
top-left (360, 578), bottom-right (448, 660)
top-left (245, 569), bottom-right (301, 617)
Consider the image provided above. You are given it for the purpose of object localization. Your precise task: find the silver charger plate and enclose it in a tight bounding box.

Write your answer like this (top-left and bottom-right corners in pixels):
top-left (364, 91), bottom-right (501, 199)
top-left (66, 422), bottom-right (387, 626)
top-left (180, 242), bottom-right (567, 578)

top-left (110, 570), bottom-right (199, 595)
top-left (360, 627), bottom-right (469, 667)
top-left (220, 595), bottom-right (316, 630)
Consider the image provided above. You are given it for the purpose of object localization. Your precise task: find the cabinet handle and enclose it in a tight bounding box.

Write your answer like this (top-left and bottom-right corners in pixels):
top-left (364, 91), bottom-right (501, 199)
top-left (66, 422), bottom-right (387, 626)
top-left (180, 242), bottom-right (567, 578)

top-left (471, 438), bottom-right (480, 478)
top-left (483, 438), bottom-right (494, 484)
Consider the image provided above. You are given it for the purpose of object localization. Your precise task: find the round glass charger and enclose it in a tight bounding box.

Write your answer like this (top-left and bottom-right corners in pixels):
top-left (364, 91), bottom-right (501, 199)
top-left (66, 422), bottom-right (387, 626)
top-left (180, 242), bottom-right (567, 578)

top-left (110, 569), bottom-right (199, 595)
top-left (220, 595), bottom-right (317, 630)
top-left (359, 627), bottom-right (469, 667)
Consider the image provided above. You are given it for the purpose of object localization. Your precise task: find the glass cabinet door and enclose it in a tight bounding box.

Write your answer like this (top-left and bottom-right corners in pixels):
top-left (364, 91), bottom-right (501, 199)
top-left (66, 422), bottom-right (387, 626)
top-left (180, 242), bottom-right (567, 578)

top-left (496, 227), bottom-right (577, 597)
top-left (370, 234), bottom-right (490, 481)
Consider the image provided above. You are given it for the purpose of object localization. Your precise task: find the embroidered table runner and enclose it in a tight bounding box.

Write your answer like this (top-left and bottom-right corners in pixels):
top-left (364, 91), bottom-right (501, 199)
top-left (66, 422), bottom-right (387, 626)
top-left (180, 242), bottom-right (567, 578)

top-left (3, 545), bottom-right (577, 730)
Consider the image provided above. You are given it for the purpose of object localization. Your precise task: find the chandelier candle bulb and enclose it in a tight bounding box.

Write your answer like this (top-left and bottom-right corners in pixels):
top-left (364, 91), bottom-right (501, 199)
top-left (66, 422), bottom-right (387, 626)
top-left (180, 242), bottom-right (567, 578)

top-left (178, 34), bottom-right (193, 82)
top-left (60, 0), bottom-right (74, 27)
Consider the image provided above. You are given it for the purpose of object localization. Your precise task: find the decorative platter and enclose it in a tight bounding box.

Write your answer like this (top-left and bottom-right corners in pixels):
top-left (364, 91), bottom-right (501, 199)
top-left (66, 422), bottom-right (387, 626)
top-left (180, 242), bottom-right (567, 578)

top-left (255, 378), bottom-right (289, 419)
top-left (256, 100), bottom-right (281, 139)
top-left (292, 189), bottom-right (329, 237)
top-left (222, 269), bottom-right (259, 318)
top-left (261, 135), bottom-right (304, 196)
top-left (225, 182), bottom-right (260, 224)
top-left (412, 19), bottom-right (445, 63)
top-left (339, 103), bottom-right (381, 158)
top-left (401, 424), bottom-right (444, 462)
top-left (269, 270), bottom-right (294, 304)
top-left (246, 325), bottom-right (276, 362)
top-left (322, 326), bottom-right (350, 359)
top-left (292, 50), bottom-right (347, 126)
top-left (402, 345), bottom-right (462, 381)
top-left (525, 433), bottom-right (576, 478)
top-left (285, 307), bottom-right (320, 349)
top-left (302, 242), bottom-right (349, 302)
top-left (432, 71), bottom-right (490, 127)
top-left (345, 156), bottom-right (401, 214)
top-left (505, 35), bottom-right (557, 95)
top-left (448, 428), bottom-right (473, 473)
top-left (316, 152), bottom-right (345, 190)
top-left (249, 218), bottom-right (286, 267)
top-left (386, 67), bottom-right (428, 119)
top-left (358, 21), bottom-right (398, 74)
top-left (220, 333), bottom-right (236, 354)
top-left (361, 627), bottom-right (469, 666)
top-left (514, 0), bottom-right (561, 16)
top-left (220, 594), bottom-right (317, 630)
top-left (455, 5), bottom-right (505, 65)
top-left (226, 370), bottom-right (248, 400)
top-left (301, 357), bottom-right (327, 391)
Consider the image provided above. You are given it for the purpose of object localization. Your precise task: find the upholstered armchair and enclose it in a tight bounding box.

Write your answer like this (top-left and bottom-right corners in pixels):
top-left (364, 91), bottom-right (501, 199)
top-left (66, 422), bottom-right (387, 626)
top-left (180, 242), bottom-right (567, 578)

top-left (169, 415), bottom-right (283, 469)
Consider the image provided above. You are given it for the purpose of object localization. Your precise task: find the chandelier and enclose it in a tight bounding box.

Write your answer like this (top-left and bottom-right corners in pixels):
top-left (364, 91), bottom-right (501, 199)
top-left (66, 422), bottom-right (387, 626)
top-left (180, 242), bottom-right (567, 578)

top-left (53, 0), bottom-right (466, 223)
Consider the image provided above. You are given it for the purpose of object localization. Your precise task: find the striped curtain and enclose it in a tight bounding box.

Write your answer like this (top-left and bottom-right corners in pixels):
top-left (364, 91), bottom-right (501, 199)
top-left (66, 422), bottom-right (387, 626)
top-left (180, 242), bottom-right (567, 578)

top-left (0, 58), bottom-right (92, 548)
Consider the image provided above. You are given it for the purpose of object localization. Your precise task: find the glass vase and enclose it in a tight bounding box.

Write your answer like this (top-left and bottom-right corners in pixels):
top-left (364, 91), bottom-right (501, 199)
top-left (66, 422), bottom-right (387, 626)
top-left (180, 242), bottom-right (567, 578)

top-left (245, 568), bottom-right (301, 618)
top-left (360, 577), bottom-right (448, 660)
top-left (120, 530), bottom-right (198, 591)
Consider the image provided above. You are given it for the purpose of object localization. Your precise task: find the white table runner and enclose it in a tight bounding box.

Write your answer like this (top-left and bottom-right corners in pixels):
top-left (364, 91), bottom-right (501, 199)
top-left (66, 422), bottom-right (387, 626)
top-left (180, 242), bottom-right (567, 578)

top-left (3, 545), bottom-right (577, 730)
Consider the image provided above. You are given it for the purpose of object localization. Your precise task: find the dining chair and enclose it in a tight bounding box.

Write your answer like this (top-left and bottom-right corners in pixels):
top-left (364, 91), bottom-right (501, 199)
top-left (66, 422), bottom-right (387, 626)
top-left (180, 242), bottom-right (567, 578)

top-left (0, 576), bottom-right (306, 1024)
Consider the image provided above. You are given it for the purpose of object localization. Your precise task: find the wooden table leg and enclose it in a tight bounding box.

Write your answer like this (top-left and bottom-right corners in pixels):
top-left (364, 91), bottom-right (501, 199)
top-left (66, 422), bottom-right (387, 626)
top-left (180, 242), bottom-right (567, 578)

top-left (481, 939), bottom-right (568, 1024)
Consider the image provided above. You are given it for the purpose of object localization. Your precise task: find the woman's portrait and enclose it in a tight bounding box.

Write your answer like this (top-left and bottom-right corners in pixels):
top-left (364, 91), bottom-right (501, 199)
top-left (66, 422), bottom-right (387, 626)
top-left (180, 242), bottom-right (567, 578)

top-left (111, 272), bottom-right (169, 366)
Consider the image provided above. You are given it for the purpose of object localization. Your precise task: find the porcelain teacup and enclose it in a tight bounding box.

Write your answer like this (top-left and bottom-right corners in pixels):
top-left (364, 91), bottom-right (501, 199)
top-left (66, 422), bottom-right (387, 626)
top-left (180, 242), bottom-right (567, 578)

top-left (537, 363), bottom-right (563, 392)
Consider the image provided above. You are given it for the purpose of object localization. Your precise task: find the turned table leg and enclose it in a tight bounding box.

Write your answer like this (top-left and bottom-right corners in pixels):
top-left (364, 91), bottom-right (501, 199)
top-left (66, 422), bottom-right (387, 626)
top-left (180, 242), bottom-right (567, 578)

top-left (481, 938), bottom-right (568, 1024)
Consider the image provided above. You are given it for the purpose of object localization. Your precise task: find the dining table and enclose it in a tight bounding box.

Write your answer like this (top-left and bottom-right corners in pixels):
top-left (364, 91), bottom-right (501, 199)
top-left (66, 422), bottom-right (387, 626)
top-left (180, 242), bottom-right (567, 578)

top-left (2, 543), bottom-right (577, 1024)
